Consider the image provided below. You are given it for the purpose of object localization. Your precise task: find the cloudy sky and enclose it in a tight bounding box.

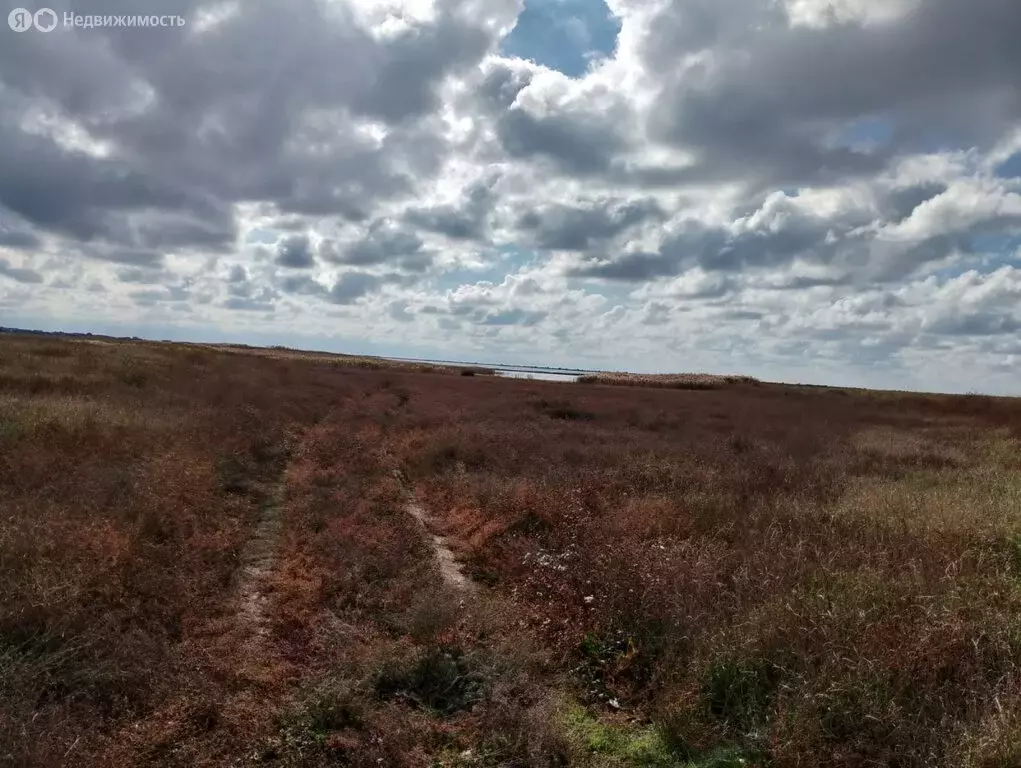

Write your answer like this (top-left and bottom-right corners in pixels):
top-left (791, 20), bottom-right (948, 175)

top-left (1, 0), bottom-right (1020, 393)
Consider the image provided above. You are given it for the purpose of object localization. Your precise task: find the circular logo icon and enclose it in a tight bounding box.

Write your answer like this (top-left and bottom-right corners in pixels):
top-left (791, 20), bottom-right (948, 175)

top-left (8, 7), bottom-right (33, 31)
top-left (34, 7), bottom-right (57, 32)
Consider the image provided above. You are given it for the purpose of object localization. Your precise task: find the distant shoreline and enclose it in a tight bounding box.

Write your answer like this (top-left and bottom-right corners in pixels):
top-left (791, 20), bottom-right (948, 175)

top-left (0, 327), bottom-right (605, 377)
top-left (381, 355), bottom-right (601, 376)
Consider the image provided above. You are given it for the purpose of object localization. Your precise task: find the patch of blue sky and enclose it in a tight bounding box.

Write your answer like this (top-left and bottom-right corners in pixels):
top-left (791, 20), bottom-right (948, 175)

top-left (500, 0), bottom-right (620, 78)
top-left (994, 152), bottom-right (1021, 180)
top-left (831, 116), bottom-right (894, 150)
top-left (431, 245), bottom-right (539, 292)
top-left (970, 234), bottom-right (1021, 273)
top-left (244, 228), bottom-right (280, 245)
top-left (566, 276), bottom-right (632, 305)
top-left (831, 116), bottom-right (995, 157)
top-left (926, 234), bottom-right (1021, 280)
top-left (970, 233), bottom-right (1021, 255)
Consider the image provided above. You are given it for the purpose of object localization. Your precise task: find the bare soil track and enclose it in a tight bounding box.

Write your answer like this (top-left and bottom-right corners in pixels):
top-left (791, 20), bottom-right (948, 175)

top-left (405, 497), bottom-right (473, 592)
top-left (235, 481), bottom-right (287, 662)
top-left (7, 333), bottom-right (1021, 767)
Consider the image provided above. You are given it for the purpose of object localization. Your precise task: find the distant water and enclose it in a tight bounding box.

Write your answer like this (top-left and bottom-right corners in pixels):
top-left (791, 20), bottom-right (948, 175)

top-left (384, 356), bottom-right (587, 382)
top-left (495, 369), bottom-right (579, 382)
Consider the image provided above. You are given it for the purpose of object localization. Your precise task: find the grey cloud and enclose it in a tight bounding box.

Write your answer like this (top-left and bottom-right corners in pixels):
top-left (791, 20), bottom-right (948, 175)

top-left (571, 223), bottom-right (870, 282)
top-left (646, 0), bottom-right (1021, 188)
top-left (723, 310), bottom-right (765, 321)
top-left (324, 220), bottom-right (433, 270)
top-left (226, 265), bottom-right (277, 308)
top-left (129, 285), bottom-right (191, 306)
top-left (767, 274), bottom-right (850, 291)
top-left (450, 302), bottom-right (485, 316)
top-left (388, 300), bottom-right (414, 322)
top-left (863, 236), bottom-right (961, 283)
top-left (131, 214), bottom-right (237, 252)
top-left (497, 106), bottom-right (625, 176)
top-left (652, 88), bottom-right (890, 189)
top-left (404, 177), bottom-right (498, 241)
top-left (517, 198), bottom-right (664, 251)
top-left (0, 258), bottom-right (43, 284)
top-left (224, 283), bottom-right (278, 312)
top-left (403, 208), bottom-right (481, 240)
top-left (926, 312), bottom-right (1021, 337)
top-left (328, 272), bottom-right (382, 304)
top-left (280, 274), bottom-right (326, 297)
top-left (397, 251), bottom-right (435, 273)
top-left (283, 268), bottom-right (407, 304)
top-left (0, 0), bottom-right (510, 263)
top-left (882, 183), bottom-right (951, 224)
top-left (224, 296), bottom-right (275, 312)
top-left (87, 248), bottom-right (165, 267)
top-left (346, 15), bottom-right (492, 123)
top-left (276, 234), bottom-right (315, 268)
top-left (0, 126), bottom-right (210, 244)
top-left (475, 57), bottom-right (630, 178)
top-left (250, 245), bottom-right (274, 263)
top-left (570, 180), bottom-right (1017, 283)
top-left (117, 266), bottom-right (168, 284)
top-left (571, 251), bottom-right (679, 281)
top-left (641, 302), bottom-right (673, 326)
top-left (480, 309), bottom-right (547, 326)
top-left (272, 218), bottom-right (312, 232)
top-left (476, 59), bottom-right (536, 112)
top-left (0, 227), bottom-right (40, 250)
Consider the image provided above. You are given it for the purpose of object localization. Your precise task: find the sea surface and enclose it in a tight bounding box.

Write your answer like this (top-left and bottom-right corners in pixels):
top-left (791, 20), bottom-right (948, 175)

top-left (384, 357), bottom-right (586, 382)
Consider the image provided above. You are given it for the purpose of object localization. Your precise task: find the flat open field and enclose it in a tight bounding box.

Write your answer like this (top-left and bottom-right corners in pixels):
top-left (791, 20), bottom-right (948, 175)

top-left (2, 333), bottom-right (1021, 767)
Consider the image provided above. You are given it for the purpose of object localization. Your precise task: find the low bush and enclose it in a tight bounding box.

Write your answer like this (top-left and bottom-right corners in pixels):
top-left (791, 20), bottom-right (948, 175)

top-left (374, 645), bottom-right (487, 715)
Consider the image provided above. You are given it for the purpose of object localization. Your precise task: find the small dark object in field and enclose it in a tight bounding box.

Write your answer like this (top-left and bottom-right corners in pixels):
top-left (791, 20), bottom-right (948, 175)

top-left (548, 406), bottom-right (594, 421)
top-left (461, 369), bottom-right (476, 377)
top-left (532, 398), bottom-right (595, 421)
top-left (728, 434), bottom-right (754, 454)
top-left (374, 646), bottom-right (484, 715)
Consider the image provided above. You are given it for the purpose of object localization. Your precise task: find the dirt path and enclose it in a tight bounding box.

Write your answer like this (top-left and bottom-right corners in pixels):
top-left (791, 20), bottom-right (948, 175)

top-left (384, 454), bottom-right (473, 592)
top-left (104, 461), bottom-right (295, 763)
top-left (235, 481), bottom-right (286, 657)
top-left (405, 497), bottom-right (473, 591)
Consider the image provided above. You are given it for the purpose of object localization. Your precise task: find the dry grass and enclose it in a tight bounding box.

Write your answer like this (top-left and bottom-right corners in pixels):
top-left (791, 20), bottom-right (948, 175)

top-left (387, 373), bottom-right (1021, 767)
top-left (0, 333), bottom-right (347, 765)
top-left (201, 342), bottom-right (495, 376)
top-left (2, 331), bottom-right (1020, 767)
top-left (577, 372), bottom-right (760, 390)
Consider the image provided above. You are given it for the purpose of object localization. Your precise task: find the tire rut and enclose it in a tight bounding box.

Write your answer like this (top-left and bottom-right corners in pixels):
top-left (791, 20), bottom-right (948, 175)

top-left (405, 497), bottom-right (473, 592)
top-left (235, 481), bottom-right (285, 656)
top-left (387, 463), bottom-right (474, 593)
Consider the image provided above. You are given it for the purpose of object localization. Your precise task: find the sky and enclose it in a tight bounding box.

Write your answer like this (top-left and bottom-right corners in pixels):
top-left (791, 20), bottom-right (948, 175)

top-left (1, 0), bottom-right (1020, 394)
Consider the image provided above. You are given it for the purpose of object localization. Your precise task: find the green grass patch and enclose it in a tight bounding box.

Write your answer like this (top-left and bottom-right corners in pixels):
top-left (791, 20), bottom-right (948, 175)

top-left (562, 703), bottom-right (677, 766)
top-left (561, 703), bottom-right (758, 767)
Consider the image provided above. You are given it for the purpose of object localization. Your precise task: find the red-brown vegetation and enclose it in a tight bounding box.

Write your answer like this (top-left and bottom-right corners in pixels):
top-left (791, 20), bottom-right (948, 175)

top-left (2, 333), bottom-right (1020, 767)
top-left (577, 372), bottom-right (760, 389)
